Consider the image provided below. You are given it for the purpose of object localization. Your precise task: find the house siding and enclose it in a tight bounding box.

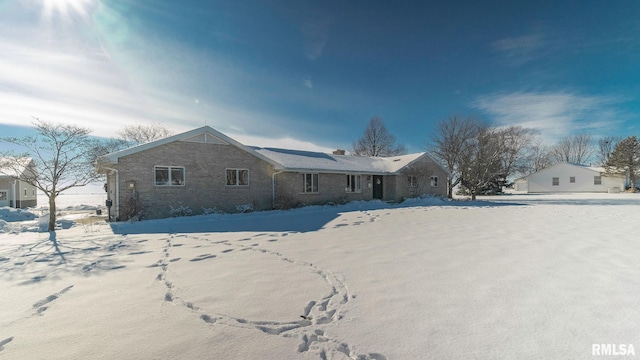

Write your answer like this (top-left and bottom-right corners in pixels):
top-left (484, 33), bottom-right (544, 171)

top-left (108, 140), bottom-right (275, 220)
top-left (396, 158), bottom-right (449, 199)
top-left (0, 177), bottom-right (36, 208)
top-left (274, 172), bottom-right (373, 206)
top-left (524, 163), bottom-right (626, 193)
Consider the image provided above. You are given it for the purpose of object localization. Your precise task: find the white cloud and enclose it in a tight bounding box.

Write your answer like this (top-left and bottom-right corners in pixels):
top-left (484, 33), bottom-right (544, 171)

top-left (303, 78), bottom-right (313, 89)
top-left (473, 91), bottom-right (626, 142)
top-left (301, 18), bottom-right (331, 61)
top-left (492, 31), bottom-right (546, 66)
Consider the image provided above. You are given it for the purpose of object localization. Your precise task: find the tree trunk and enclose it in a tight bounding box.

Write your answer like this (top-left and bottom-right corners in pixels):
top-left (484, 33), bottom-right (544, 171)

top-left (447, 178), bottom-right (453, 199)
top-left (48, 194), bottom-right (56, 232)
top-left (471, 191), bottom-right (477, 201)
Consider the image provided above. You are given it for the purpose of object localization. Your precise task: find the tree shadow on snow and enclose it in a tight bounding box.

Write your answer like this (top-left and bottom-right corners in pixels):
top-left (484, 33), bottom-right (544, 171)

top-left (0, 231), bottom-right (137, 284)
top-left (109, 198), bottom-right (525, 235)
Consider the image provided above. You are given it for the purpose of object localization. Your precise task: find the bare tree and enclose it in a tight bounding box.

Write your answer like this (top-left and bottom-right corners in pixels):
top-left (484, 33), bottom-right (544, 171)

top-left (550, 133), bottom-right (594, 165)
top-left (495, 126), bottom-right (537, 183)
top-left (429, 115), bottom-right (482, 198)
top-left (117, 122), bottom-right (173, 147)
top-left (524, 140), bottom-right (553, 175)
top-left (605, 135), bottom-right (640, 191)
top-left (597, 136), bottom-right (621, 166)
top-left (459, 125), bottom-right (503, 200)
top-left (353, 117), bottom-right (406, 157)
top-left (0, 119), bottom-right (100, 239)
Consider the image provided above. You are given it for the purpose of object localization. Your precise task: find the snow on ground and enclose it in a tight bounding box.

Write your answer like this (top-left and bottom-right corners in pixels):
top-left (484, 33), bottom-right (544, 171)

top-left (1, 193), bottom-right (640, 359)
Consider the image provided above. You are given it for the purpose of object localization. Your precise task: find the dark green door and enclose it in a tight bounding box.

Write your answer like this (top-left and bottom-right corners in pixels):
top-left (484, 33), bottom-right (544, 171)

top-left (372, 175), bottom-right (383, 199)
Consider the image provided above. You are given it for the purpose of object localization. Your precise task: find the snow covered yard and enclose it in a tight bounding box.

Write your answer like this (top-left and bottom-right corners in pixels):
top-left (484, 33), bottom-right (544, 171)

top-left (1, 193), bottom-right (640, 359)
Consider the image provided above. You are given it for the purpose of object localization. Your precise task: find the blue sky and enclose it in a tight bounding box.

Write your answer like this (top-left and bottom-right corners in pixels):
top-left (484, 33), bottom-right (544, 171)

top-left (1, 0), bottom-right (639, 153)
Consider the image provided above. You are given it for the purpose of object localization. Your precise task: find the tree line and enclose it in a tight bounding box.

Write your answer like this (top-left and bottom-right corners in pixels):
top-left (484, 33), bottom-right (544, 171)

top-left (429, 115), bottom-right (640, 199)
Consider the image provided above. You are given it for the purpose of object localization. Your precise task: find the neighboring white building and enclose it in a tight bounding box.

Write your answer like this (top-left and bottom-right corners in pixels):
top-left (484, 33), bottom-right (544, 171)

top-left (514, 163), bottom-right (626, 193)
top-left (0, 157), bottom-right (38, 208)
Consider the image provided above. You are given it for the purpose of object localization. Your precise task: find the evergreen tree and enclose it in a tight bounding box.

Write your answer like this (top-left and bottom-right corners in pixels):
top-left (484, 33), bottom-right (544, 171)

top-left (605, 135), bottom-right (640, 192)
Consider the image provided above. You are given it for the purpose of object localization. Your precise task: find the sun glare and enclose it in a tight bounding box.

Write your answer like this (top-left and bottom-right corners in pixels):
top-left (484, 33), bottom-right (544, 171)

top-left (41, 0), bottom-right (93, 20)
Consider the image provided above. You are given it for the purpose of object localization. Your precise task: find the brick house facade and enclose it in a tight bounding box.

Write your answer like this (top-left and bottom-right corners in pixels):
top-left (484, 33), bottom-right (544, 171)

top-left (97, 126), bottom-right (448, 221)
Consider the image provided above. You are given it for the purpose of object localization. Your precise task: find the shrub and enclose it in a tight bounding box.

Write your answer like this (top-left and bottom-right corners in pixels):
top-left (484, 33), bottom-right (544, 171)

top-left (202, 207), bottom-right (224, 215)
top-left (169, 204), bottom-right (193, 217)
top-left (235, 203), bottom-right (254, 213)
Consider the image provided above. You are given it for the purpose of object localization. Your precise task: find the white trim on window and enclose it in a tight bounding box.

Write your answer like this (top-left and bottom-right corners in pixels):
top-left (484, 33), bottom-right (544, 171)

top-left (346, 174), bottom-right (362, 193)
top-left (594, 176), bottom-right (602, 185)
top-left (408, 175), bottom-right (418, 188)
top-left (155, 166), bottom-right (185, 186)
top-left (302, 173), bottom-right (319, 193)
top-left (430, 176), bottom-right (438, 188)
top-left (226, 168), bottom-right (250, 186)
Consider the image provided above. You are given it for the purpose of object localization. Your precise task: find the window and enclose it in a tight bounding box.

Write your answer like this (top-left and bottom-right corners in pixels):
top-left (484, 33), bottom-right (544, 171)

top-left (0, 191), bottom-right (6, 201)
top-left (430, 176), bottom-right (438, 187)
top-left (303, 173), bottom-right (319, 193)
top-left (407, 175), bottom-right (418, 188)
top-left (570, 176), bottom-right (575, 183)
top-left (226, 169), bottom-right (249, 186)
top-left (346, 175), bottom-right (362, 193)
top-left (155, 166), bottom-right (185, 186)
top-left (24, 189), bottom-right (27, 196)
top-left (594, 176), bottom-right (602, 185)
top-left (552, 177), bottom-right (559, 186)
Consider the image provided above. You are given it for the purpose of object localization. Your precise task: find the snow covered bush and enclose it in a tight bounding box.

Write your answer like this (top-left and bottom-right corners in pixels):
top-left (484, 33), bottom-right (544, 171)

top-left (169, 204), bottom-right (193, 217)
top-left (235, 203), bottom-right (254, 213)
top-left (202, 207), bottom-right (224, 215)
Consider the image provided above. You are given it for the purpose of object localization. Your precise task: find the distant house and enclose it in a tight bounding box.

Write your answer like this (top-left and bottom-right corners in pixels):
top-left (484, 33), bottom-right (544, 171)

top-left (96, 126), bottom-right (449, 221)
top-left (514, 163), bottom-right (626, 193)
top-left (0, 157), bottom-right (38, 208)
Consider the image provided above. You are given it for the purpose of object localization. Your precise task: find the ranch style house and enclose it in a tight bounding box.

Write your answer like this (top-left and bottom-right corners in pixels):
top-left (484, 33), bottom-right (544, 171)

top-left (96, 126), bottom-right (449, 221)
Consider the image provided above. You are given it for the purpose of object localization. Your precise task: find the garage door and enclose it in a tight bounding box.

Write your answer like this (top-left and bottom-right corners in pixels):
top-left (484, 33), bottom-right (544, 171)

top-left (515, 181), bottom-right (528, 192)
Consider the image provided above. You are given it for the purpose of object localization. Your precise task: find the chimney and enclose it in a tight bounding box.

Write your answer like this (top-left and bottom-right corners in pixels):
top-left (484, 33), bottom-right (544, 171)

top-left (333, 149), bottom-right (346, 155)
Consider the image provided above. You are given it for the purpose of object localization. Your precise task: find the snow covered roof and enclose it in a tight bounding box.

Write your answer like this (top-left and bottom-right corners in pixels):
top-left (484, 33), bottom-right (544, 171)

top-left (0, 157), bottom-right (34, 178)
top-left (254, 147), bottom-right (428, 174)
top-left (97, 125), bottom-right (444, 175)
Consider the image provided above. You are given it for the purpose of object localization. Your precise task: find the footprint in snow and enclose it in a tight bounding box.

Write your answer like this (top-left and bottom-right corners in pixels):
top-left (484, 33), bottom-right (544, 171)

top-left (189, 254), bottom-right (217, 262)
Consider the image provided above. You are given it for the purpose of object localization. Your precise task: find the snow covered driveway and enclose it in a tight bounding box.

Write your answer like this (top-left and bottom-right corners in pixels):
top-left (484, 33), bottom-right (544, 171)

top-left (1, 194), bottom-right (639, 359)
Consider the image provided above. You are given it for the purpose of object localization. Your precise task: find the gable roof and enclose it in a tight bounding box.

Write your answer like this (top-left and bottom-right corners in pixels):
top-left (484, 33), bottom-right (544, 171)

top-left (0, 157), bottom-right (34, 178)
top-left (97, 126), bottom-right (448, 175)
top-left (97, 126), bottom-right (280, 167)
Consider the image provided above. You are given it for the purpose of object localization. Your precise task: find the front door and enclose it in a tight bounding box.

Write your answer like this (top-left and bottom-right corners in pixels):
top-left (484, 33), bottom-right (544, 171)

top-left (372, 176), bottom-right (383, 200)
top-left (0, 190), bottom-right (8, 207)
